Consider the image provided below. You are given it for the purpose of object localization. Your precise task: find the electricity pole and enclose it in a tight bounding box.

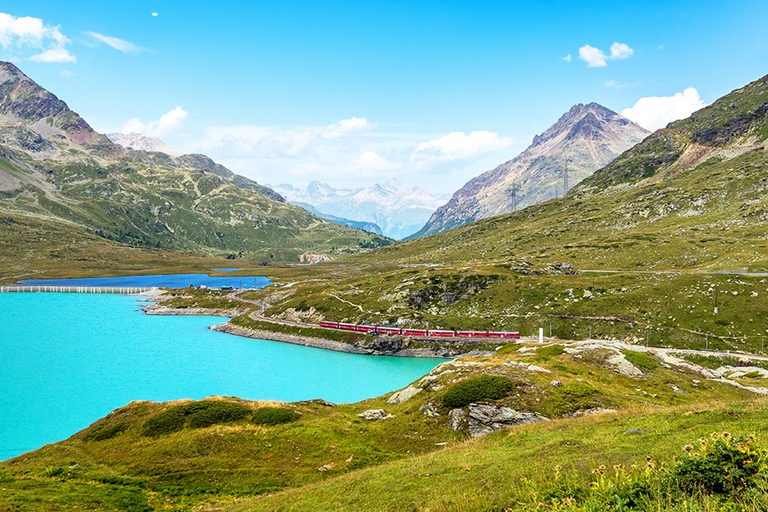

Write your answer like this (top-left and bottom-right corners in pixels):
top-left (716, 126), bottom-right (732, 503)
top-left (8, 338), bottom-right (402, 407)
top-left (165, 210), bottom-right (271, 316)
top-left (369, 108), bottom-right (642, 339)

top-left (506, 182), bottom-right (521, 212)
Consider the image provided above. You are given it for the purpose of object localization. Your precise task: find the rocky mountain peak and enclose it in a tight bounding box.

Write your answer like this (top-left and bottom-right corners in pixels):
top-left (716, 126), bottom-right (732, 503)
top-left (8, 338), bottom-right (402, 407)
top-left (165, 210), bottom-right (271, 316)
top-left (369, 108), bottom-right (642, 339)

top-left (531, 102), bottom-right (625, 148)
top-left (413, 103), bottom-right (649, 238)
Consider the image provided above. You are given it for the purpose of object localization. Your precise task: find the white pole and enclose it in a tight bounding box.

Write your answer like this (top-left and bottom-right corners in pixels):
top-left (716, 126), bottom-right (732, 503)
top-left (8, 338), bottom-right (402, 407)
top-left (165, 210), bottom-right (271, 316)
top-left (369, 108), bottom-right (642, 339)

top-left (539, 327), bottom-right (544, 343)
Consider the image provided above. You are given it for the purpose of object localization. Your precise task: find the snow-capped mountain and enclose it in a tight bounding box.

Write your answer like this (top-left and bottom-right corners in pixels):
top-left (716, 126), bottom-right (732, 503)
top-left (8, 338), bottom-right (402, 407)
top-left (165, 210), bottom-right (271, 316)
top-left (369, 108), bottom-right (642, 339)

top-left (271, 179), bottom-right (448, 239)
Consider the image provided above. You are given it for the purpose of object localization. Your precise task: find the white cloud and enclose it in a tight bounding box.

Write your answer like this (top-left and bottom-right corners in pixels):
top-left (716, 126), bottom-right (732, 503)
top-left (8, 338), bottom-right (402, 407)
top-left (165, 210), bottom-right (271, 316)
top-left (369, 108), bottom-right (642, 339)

top-left (561, 54), bottom-right (572, 62)
top-left (29, 47), bottom-right (76, 63)
top-left (122, 106), bottom-right (188, 137)
top-left (357, 151), bottom-right (398, 172)
top-left (0, 12), bottom-right (76, 63)
top-left (412, 131), bottom-right (513, 161)
top-left (60, 69), bottom-right (73, 77)
top-left (86, 31), bottom-right (145, 54)
top-left (151, 12), bottom-right (159, 17)
top-left (578, 42), bottom-right (634, 67)
top-left (323, 117), bottom-right (376, 138)
top-left (578, 45), bottom-right (607, 67)
top-left (191, 117), bottom-right (517, 189)
top-left (621, 88), bottom-right (707, 131)
top-left (610, 42), bottom-right (633, 60)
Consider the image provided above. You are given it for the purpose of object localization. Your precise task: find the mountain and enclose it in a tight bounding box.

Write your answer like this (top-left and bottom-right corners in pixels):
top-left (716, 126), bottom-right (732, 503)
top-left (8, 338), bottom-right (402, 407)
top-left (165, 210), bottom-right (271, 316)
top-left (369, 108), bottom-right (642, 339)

top-left (107, 132), bottom-right (183, 157)
top-left (371, 74), bottom-right (768, 272)
top-left (0, 62), bottom-right (388, 261)
top-left (413, 103), bottom-right (649, 237)
top-left (271, 179), bottom-right (448, 239)
top-left (291, 202), bottom-right (384, 235)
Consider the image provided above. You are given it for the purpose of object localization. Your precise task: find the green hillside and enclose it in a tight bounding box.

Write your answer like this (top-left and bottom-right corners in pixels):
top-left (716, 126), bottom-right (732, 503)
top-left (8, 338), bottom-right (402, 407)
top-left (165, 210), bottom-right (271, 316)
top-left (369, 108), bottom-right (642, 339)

top-left (0, 62), bottom-right (389, 264)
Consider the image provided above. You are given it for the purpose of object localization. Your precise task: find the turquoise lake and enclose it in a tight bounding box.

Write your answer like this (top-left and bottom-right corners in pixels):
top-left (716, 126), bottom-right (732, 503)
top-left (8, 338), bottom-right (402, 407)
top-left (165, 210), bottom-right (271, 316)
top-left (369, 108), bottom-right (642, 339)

top-left (0, 293), bottom-right (443, 460)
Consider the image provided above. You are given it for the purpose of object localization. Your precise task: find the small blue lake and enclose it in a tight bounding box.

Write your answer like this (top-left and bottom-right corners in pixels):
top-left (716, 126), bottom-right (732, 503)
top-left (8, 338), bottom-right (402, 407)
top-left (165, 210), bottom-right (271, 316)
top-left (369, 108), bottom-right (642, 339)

top-left (18, 273), bottom-right (271, 289)
top-left (0, 293), bottom-right (443, 460)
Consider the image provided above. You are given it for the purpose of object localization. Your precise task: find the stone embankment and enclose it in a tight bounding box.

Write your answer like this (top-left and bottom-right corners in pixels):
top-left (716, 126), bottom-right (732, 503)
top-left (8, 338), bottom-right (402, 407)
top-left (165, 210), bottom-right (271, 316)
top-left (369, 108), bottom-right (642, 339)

top-left (211, 322), bottom-right (489, 358)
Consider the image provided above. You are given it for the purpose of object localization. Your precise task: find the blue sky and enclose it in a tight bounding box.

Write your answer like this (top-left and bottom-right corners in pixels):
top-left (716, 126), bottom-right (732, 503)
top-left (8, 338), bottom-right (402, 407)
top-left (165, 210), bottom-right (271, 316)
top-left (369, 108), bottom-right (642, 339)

top-left (1, 0), bottom-right (767, 193)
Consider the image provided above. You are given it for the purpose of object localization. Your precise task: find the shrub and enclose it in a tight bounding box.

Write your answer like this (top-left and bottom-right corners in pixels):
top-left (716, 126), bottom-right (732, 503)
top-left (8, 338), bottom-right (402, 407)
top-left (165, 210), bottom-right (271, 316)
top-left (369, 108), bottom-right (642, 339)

top-left (621, 350), bottom-right (659, 371)
top-left (141, 407), bottom-right (187, 437)
top-left (186, 402), bottom-right (251, 429)
top-left (670, 432), bottom-right (768, 494)
top-left (252, 407), bottom-right (301, 426)
top-left (141, 401), bottom-right (252, 436)
top-left (537, 344), bottom-right (565, 358)
top-left (83, 421), bottom-right (128, 442)
top-left (442, 375), bottom-right (515, 408)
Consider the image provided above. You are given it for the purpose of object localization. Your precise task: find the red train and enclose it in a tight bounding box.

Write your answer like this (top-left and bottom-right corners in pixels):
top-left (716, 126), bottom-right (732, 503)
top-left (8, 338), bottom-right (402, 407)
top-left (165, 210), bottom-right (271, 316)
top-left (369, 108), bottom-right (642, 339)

top-left (318, 321), bottom-right (519, 339)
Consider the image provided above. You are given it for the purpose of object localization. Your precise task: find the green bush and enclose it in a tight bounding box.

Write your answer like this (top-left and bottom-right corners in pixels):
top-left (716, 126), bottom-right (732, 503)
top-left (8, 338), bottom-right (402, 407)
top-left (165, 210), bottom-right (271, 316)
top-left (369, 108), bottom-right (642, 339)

top-left (141, 407), bottom-right (187, 437)
top-left (186, 401), bottom-right (251, 429)
top-left (537, 344), bottom-right (565, 357)
top-left (141, 401), bottom-right (252, 436)
top-left (671, 432), bottom-right (768, 494)
top-left (621, 350), bottom-right (659, 371)
top-left (442, 375), bottom-right (515, 408)
top-left (252, 407), bottom-right (301, 426)
top-left (83, 421), bottom-right (128, 442)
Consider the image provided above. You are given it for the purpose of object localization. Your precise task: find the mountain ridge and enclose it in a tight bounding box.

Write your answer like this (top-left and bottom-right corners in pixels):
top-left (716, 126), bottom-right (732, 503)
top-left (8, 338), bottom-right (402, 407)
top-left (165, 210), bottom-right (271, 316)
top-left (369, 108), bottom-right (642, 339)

top-left (0, 61), bottom-right (386, 261)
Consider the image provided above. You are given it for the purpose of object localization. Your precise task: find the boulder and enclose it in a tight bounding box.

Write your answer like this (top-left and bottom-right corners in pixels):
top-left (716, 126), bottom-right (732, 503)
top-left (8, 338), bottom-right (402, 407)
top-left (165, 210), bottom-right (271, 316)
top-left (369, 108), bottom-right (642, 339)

top-left (420, 402), bottom-right (439, 417)
top-left (357, 409), bottom-right (393, 421)
top-left (467, 404), bottom-right (548, 437)
top-left (448, 408), bottom-right (467, 431)
top-left (387, 385), bottom-right (422, 404)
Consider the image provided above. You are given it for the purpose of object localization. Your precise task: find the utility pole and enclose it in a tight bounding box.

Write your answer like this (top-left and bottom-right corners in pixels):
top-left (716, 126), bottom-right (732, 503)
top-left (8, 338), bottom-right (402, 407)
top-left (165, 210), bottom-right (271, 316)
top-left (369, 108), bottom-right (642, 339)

top-left (506, 182), bottom-right (521, 212)
top-left (714, 288), bottom-right (719, 315)
top-left (549, 321), bottom-right (552, 338)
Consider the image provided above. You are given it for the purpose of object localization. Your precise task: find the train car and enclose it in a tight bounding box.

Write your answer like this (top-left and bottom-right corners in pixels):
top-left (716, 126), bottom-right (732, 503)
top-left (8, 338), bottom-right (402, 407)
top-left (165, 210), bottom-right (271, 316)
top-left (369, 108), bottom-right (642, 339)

top-left (488, 331), bottom-right (520, 339)
top-left (337, 323), bottom-right (358, 331)
top-left (318, 321), bottom-right (339, 329)
top-left (456, 330), bottom-right (488, 338)
top-left (401, 329), bottom-right (428, 337)
top-left (428, 330), bottom-right (456, 338)
top-left (355, 324), bottom-right (376, 333)
top-left (376, 327), bottom-right (402, 335)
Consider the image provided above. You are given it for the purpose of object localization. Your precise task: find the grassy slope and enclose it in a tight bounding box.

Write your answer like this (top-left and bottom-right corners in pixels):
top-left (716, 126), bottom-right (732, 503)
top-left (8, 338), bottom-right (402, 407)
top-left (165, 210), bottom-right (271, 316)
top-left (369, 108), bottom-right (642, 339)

top-left (0, 213), bottom-right (258, 283)
top-left (232, 399), bottom-right (768, 512)
top-left (0, 344), bottom-right (759, 511)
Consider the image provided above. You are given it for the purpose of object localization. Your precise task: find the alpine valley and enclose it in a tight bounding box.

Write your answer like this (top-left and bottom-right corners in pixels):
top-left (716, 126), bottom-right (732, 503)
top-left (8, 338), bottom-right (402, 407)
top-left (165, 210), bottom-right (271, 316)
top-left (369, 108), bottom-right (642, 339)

top-left (2, 20), bottom-right (768, 512)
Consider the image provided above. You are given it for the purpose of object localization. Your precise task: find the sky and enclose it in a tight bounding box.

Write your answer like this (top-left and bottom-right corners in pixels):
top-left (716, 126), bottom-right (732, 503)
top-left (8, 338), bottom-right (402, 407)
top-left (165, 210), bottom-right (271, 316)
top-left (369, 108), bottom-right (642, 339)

top-left (0, 0), bottom-right (767, 194)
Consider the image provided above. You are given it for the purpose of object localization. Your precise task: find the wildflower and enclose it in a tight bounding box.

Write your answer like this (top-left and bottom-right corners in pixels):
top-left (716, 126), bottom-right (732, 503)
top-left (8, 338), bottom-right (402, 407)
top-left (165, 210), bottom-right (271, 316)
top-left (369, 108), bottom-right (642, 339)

top-left (723, 431), bottom-right (731, 438)
top-left (683, 444), bottom-right (693, 452)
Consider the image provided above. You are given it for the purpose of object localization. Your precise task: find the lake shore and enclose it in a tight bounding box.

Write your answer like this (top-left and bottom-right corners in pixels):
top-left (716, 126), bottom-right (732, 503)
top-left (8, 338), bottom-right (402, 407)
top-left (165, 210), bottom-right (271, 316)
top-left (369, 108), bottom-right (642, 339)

top-left (143, 302), bottom-right (486, 359)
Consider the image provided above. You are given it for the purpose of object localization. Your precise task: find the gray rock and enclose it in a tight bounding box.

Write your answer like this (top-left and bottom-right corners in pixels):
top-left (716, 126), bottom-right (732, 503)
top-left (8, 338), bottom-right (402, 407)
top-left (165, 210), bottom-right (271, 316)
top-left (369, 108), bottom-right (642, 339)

top-left (467, 404), bottom-right (548, 437)
top-left (623, 428), bottom-right (644, 435)
top-left (551, 380), bottom-right (563, 387)
top-left (448, 408), bottom-right (467, 431)
top-left (357, 409), bottom-right (394, 421)
top-left (387, 384), bottom-right (422, 404)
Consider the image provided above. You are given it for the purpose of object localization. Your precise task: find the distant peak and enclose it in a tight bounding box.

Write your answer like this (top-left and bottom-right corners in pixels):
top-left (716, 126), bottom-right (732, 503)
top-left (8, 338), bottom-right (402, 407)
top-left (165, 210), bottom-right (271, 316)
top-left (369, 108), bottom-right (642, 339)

top-left (531, 103), bottom-right (623, 147)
